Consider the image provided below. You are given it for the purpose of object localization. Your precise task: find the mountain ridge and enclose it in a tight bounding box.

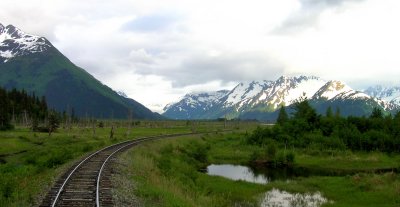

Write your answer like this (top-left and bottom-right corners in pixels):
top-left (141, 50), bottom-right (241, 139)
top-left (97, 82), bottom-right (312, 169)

top-left (0, 24), bottom-right (51, 63)
top-left (163, 76), bottom-right (400, 120)
top-left (0, 23), bottom-right (161, 119)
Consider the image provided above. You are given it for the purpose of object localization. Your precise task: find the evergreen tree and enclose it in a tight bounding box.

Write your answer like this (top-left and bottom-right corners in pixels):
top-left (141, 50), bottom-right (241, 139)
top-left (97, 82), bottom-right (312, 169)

top-left (0, 88), bottom-right (12, 130)
top-left (0, 87), bottom-right (51, 130)
top-left (293, 100), bottom-right (317, 122)
top-left (370, 107), bottom-right (383, 119)
top-left (335, 107), bottom-right (341, 118)
top-left (326, 106), bottom-right (333, 118)
top-left (276, 106), bottom-right (289, 125)
top-left (47, 110), bottom-right (60, 136)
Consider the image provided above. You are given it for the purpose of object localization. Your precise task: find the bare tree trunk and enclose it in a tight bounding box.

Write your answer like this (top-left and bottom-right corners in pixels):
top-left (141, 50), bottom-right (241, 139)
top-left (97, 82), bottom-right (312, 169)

top-left (92, 118), bottom-right (96, 138)
top-left (224, 115), bottom-right (227, 129)
top-left (12, 107), bottom-right (15, 126)
top-left (24, 110), bottom-right (28, 127)
top-left (126, 109), bottom-right (133, 137)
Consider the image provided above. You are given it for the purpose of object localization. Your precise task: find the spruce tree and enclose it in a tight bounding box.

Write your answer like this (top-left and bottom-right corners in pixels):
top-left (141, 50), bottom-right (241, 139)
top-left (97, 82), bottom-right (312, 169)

top-left (370, 107), bottom-right (383, 119)
top-left (276, 106), bottom-right (289, 125)
top-left (326, 106), bottom-right (333, 118)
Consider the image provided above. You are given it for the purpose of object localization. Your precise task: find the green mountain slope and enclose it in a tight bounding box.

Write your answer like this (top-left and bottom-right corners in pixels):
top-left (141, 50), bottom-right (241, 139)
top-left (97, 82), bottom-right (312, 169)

top-left (0, 39), bottom-right (161, 119)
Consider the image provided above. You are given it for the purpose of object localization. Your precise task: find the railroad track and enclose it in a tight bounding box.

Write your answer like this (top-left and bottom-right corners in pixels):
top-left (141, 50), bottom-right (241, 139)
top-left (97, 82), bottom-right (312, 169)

top-left (40, 133), bottom-right (196, 207)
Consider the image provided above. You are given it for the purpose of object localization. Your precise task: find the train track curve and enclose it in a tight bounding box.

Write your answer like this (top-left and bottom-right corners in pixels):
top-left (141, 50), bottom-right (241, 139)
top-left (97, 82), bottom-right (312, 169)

top-left (40, 133), bottom-right (196, 207)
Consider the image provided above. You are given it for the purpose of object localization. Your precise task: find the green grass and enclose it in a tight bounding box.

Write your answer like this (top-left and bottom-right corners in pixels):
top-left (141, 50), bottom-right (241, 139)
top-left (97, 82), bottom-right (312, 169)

top-left (206, 132), bottom-right (262, 164)
top-left (114, 130), bottom-right (400, 206)
top-left (268, 173), bottom-right (400, 207)
top-left (0, 121), bottom-right (246, 206)
top-left (295, 150), bottom-right (400, 171)
top-left (2, 122), bottom-right (398, 206)
top-left (115, 133), bottom-right (267, 207)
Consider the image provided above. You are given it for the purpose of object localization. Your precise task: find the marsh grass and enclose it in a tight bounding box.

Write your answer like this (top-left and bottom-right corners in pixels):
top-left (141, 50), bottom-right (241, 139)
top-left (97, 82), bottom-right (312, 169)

top-left (0, 121), bottom-right (240, 206)
top-left (267, 172), bottom-right (400, 207)
top-left (114, 131), bottom-right (400, 207)
top-left (115, 134), bottom-right (267, 206)
top-left (295, 149), bottom-right (400, 171)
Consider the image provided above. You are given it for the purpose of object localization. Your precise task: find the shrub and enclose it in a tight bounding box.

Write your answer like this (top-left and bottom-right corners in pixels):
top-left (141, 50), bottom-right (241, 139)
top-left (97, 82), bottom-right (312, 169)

top-left (266, 143), bottom-right (277, 161)
top-left (285, 151), bottom-right (295, 165)
top-left (249, 150), bottom-right (261, 162)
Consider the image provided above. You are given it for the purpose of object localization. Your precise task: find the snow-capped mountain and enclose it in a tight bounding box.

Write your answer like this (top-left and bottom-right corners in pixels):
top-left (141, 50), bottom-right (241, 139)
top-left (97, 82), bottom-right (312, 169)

top-left (163, 90), bottom-right (229, 119)
top-left (163, 76), bottom-right (397, 120)
top-left (256, 76), bottom-right (326, 109)
top-left (218, 76), bottom-right (327, 114)
top-left (312, 80), bottom-right (353, 100)
top-left (0, 23), bottom-right (161, 119)
top-left (0, 24), bottom-right (51, 63)
top-left (223, 81), bottom-right (267, 108)
top-left (364, 86), bottom-right (400, 106)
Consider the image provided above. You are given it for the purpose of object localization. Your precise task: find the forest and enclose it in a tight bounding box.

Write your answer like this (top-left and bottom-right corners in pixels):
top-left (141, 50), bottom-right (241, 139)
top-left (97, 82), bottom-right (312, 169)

top-left (247, 100), bottom-right (400, 153)
top-left (0, 87), bottom-right (50, 130)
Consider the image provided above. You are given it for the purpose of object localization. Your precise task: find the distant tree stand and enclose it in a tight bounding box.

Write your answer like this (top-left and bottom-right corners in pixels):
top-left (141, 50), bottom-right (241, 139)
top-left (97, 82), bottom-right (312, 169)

top-left (110, 125), bottom-right (115, 139)
top-left (48, 110), bottom-right (60, 136)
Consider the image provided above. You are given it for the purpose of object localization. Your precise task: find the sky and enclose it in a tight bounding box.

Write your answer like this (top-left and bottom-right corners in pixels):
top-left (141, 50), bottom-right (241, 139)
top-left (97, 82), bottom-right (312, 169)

top-left (1, 0), bottom-right (400, 112)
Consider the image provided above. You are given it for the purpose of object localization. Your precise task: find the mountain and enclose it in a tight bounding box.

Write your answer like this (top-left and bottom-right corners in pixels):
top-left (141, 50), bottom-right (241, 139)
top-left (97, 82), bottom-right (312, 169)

top-left (0, 24), bottom-right (51, 63)
top-left (312, 80), bottom-right (353, 100)
top-left (164, 76), bottom-right (398, 121)
top-left (364, 86), bottom-right (400, 106)
top-left (163, 90), bottom-right (229, 119)
top-left (0, 23), bottom-right (161, 119)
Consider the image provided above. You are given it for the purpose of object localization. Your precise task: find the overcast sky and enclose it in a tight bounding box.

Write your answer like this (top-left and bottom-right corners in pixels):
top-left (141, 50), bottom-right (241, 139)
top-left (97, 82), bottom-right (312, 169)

top-left (1, 0), bottom-right (400, 112)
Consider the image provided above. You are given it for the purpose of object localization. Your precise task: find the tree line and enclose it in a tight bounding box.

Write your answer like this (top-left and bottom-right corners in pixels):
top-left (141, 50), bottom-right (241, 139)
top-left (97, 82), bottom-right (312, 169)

top-left (247, 100), bottom-right (400, 153)
top-left (0, 87), bottom-right (56, 131)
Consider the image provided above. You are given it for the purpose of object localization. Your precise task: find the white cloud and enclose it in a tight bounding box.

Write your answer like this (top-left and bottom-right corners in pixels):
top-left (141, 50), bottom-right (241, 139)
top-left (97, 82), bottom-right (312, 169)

top-left (1, 0), bottom-right (400, 111)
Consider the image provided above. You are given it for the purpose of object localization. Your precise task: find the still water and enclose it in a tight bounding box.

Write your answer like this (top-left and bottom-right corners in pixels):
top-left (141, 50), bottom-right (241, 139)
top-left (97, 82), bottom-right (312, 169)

top-left (206, 164), bottom-right (313, 184)
top-left (206, 164), bottom-right (269, 184)
top-left (206, 163), bottom-right (395, 184)
top-left (206, 164), bottom-right (332, 207)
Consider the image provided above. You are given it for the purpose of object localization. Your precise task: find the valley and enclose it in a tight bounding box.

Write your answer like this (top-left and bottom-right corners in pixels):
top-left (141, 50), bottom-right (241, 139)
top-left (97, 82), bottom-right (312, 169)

top-left (0, 120), bottom-right (239, 206)
top-left (1, 15), bottom-right (400, 207)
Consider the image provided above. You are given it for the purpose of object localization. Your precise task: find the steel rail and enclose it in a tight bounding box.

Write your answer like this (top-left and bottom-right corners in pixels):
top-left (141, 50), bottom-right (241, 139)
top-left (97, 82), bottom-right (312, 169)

top-left (49, 133), bottom-right (195, 207)
top-left (95, 137), bottom-right (157, 206)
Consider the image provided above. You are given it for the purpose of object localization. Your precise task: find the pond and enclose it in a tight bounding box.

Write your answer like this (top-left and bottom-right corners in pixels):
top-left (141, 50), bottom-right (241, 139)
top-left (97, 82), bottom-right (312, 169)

top-left (205, 164), bottom-right (318, 184)
top-left (206, 164), bottom-right (270, 184)
top-left (206, 163), bottom-right (397, 184)
top-left (206, 164), bottom-right (333, 207)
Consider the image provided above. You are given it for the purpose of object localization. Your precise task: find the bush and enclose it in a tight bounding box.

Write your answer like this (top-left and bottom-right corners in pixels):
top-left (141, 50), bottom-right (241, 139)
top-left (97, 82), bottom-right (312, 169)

top-left (275, 151), bottom-right (286, 166)
top-left (0, 123), bottom-right (14, 131)
top-left (179, 141), bottom-right (210, 169)
top-left (285, 151), bottom-right (295, 165)
top-left (266, 143), bottom-right (277, 161)
top-left (249, 150), bottom-right (261, 162)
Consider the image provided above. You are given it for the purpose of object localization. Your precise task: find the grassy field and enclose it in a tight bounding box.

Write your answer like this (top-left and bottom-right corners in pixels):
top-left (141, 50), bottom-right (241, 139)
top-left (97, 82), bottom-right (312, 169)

top-left (114, 131), bottom-right (400, 206)
top-left (112, 133), bottom-right (267, 207)
top-left (0, 120), bottom-right (247, 206)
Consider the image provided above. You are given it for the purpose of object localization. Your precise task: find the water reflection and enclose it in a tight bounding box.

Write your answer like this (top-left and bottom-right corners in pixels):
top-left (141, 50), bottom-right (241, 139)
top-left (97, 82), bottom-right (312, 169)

top-left (206, 164), bottom-right (306, 184)
top-left (206, 164), bottom-right (269, 184)
top-left (260, 188), bottom-right (331, 207)
top-left (206, 164), bottom-right (397, 185)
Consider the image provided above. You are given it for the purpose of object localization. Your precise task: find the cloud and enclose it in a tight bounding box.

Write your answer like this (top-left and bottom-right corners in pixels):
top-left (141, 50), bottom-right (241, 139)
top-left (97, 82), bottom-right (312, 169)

top-left (273, 0), bottom-right (366, 34)
top-left (167, 52), bottom-right (284, 87)
top-left (1, 0), bottom-right (400, 111)
top-left (122, 12), bottom-right (182, 33)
